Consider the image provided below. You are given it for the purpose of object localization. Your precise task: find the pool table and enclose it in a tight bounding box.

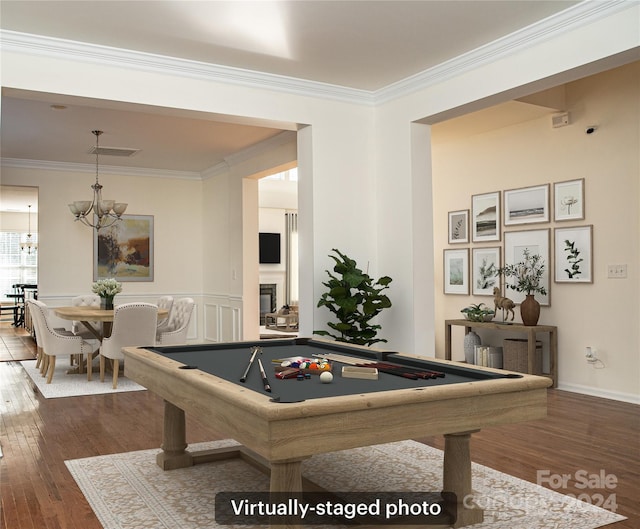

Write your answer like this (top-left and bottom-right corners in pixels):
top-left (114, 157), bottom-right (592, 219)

top-left (123, 338), bottom-right (551, 528)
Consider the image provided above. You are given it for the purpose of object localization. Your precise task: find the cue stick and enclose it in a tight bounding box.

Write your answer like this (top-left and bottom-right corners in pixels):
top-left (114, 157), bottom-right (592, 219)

top-left (240, 346), bottom-right (260, 382)
top-left (257, 357), bottom-right (272, 392)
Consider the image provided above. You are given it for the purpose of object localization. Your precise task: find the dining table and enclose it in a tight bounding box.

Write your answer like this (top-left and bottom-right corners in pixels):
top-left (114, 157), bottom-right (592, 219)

top-left (54, 305), bottom-right (169, 341)
top-left (53, 305), bottom-right (169, 375)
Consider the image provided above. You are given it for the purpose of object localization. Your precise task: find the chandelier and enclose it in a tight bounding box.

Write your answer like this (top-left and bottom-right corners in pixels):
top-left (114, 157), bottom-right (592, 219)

top-left (20, 204), bottom-right (38, 255)
top-left (68, 130), bottom-right (127, 230)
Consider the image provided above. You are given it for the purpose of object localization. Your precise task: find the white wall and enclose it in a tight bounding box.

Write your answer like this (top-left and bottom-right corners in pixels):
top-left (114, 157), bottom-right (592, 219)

top-left (431, 63), bottom-right (639, 403)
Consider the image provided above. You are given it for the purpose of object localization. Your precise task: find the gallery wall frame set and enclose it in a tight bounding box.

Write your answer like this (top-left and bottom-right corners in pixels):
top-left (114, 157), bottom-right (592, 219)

top-left (446, 178), bottom-right (591, 298)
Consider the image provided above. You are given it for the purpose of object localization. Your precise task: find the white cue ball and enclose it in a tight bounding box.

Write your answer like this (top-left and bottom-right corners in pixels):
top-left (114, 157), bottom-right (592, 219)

top-left (320, 371), bottom-right (333, 383)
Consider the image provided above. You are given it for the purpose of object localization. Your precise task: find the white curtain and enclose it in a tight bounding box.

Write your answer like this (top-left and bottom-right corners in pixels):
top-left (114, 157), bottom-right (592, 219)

top-left (285, 212), bottom-right (299, 306)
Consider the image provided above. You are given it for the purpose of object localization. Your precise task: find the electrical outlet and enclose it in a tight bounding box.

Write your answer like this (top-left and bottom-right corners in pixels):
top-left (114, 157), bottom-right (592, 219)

top-left (607, 264), bottom-right (627, 279)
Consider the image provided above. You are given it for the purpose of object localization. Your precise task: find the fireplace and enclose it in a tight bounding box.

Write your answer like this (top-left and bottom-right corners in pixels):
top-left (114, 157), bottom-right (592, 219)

top-left (259, 284), bottom-right (277, 325)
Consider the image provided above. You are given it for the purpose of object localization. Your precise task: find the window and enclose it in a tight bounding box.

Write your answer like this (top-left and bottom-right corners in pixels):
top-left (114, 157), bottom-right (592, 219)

top-left (0, 232), bottom-right (38, 300)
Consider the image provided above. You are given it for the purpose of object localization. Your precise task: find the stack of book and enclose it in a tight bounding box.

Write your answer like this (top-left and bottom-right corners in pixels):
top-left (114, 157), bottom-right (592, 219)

top-left (474, 345), bottom-right (503, 369)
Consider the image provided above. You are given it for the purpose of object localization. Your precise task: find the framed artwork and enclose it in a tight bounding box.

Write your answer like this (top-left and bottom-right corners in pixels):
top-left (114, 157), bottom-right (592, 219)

top-left (448, 209), bottom-right (469, 244)
top-left (504, 184), bottom-right (549, 225)
top-left (94, 215), bottom-right (154, 281)
top-left (503, 229), bottom-right (550, 306)
top-left (554, 178), bottom-right (585, 221)
top-left (472, 247), bottom-right (500, 296)
top-left (554, 225), bottom-right (593, 283)
top-left (443, 248), bottom-right (469, 295)
top-left (472, 191), bottom-right (501, 242)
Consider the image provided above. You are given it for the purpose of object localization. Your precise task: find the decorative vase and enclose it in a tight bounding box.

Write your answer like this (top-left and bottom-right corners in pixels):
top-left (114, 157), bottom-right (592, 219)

top-left (463, 331), bottom-right (481, 364)
top-left (101, 296), bottom-right (114, 310)
top-left (520, 294), bottom-right (540, 326)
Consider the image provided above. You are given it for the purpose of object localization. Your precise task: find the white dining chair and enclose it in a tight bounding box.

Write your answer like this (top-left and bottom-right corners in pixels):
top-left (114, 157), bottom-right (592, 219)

top-left (99, 302), bottom-right (158, 389)
top-left (156, 295), bottom-right (174, 331)
top-left (156, 297), bottom-right (195, 345)
top-left (28, 300), bottom-right (98, 383)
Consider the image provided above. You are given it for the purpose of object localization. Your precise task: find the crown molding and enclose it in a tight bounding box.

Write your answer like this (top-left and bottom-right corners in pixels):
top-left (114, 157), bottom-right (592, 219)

top-left (0, 29), bottom-right (374, 106)
top-left (374, 0), bottom-right (634, 104)
top-left (1, 157), bottom-right (201, 180)
top-left (0, 1), bottom-right (631, 106)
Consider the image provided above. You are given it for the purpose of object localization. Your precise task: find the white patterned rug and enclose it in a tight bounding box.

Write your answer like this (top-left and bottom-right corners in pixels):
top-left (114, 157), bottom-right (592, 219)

top-left (65, 439), bottom-right (625, 529)
top-left (20, 359), bottom-right (146, 398)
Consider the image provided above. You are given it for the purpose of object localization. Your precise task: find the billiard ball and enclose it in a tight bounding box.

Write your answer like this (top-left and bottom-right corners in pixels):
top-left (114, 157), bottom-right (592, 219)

top-left (320, 371), bottom-right (333, 384)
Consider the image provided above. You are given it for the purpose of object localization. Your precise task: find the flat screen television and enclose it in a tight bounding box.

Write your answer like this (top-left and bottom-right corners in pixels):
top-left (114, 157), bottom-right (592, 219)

top-left (259, 232), bottom-right (281, 264)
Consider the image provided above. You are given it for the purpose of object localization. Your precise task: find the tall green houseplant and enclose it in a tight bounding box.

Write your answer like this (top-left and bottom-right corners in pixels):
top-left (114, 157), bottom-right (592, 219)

top-left (314, 249), bottom-right (392, 346)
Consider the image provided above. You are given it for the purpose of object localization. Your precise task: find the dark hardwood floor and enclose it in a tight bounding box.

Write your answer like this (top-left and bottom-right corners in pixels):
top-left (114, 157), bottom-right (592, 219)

top-left (1, 322), bottom-right (638, 529)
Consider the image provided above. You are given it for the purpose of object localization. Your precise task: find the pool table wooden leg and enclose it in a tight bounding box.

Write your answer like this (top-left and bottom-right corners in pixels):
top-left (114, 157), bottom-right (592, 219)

top-left (443, 431), bottom-right (484, 527)
top-left (269, 458), bottom-right (304, 529)
top-left (156, 400), bottom-right (193, 470)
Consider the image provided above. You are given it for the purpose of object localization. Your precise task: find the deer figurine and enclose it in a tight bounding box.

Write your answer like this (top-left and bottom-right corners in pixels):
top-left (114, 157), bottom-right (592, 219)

top-left (493, 287), bottom-right (515, 322)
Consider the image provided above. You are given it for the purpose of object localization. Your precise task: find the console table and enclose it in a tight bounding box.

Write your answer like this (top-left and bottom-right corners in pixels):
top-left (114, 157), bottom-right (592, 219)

top-left (445, 319), bottom-right (558, 387)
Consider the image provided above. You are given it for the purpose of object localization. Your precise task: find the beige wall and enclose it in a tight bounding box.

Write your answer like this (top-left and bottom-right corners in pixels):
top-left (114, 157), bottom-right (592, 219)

top-left (432, 63), bottom-right (640, 402)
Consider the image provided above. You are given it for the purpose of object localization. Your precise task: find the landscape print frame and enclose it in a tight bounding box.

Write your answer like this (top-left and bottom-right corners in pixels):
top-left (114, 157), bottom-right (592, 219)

top-left (443, 248), bottom-right (469, 295)
top-left (94, 214), bottom-right (154, 281)
top-left (504, 184), bottom-right (549, 225)
top-left (554, 225), bottom-right (593, 283)
top-left (554, 178), bottom-right (585, 221)
top-left (472, 191), bottom-right (500, 242)
top-left (448, 209), bottom-right (469, 244)
top-left (472, 247), bottom-right (500, 296)
top-left (503, 229), bottom-right (550, 306)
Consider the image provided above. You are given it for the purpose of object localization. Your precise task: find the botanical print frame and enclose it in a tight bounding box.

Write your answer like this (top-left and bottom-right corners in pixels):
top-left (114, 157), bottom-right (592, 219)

top-left (472, 191), bottom-right (501, 242)
top-left (94, 215), bottom-right (154, 281)
top-left (448, 209), bottom-right (469, 244)
top-left (472, 247), bottom-right (500, 296)
top-left (503, 229), bottom-right (550, 306)
top-left (554, 178), bottom-right (585, 221)
top-left (554, 225), bottom-right (593, 283)
top-left (504, 184), bottom-right (550, 225)
top-left (443, 248), bottom-right (469, 295)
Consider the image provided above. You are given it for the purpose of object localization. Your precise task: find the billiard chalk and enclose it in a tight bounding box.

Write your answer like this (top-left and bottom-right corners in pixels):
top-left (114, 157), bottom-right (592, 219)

top-left (320, 371), bottom-right (333, 383)
top-left (304, 373), bottom-right (311, 379)
top-left (296, 374), bottom-right (304, 381)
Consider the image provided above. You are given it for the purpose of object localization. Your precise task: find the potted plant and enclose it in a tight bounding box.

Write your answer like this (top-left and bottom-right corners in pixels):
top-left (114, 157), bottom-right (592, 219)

top-left (92, 278), bottom-right (122, 309)
top-left (460, 303), bottom-right (495, 322)
top-left (314, 249), bottom-right (392, 346)
top-left (497, 249), bottom-right (547, 326)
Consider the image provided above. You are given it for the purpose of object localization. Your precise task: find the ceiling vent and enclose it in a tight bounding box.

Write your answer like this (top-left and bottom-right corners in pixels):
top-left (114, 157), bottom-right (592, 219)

top-left (89, 146), bottom-right (140, 157)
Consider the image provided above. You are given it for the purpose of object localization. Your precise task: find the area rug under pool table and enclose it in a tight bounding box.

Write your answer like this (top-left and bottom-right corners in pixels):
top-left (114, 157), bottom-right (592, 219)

top-left (65, 439), bottom-right (625, 529)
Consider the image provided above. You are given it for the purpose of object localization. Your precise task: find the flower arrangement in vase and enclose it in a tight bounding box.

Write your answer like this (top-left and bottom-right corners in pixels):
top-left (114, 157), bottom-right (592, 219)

top-left (497, 249), bottom-right (546, 326)
top-left (92, 278), bottom-right (122, 309)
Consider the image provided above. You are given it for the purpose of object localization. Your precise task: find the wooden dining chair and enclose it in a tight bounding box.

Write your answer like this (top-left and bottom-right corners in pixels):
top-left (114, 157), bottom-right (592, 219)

top-left (99, 302), bottom-right (158, 389)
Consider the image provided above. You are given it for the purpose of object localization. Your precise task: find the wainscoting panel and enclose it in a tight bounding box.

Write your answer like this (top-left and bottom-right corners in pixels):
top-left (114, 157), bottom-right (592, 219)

top-left (203, 296), bottom-right (242, 343)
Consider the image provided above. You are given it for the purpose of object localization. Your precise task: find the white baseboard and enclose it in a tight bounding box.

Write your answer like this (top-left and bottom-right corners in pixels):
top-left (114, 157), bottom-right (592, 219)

top-left (557, 382), bottom-right (640, 405)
